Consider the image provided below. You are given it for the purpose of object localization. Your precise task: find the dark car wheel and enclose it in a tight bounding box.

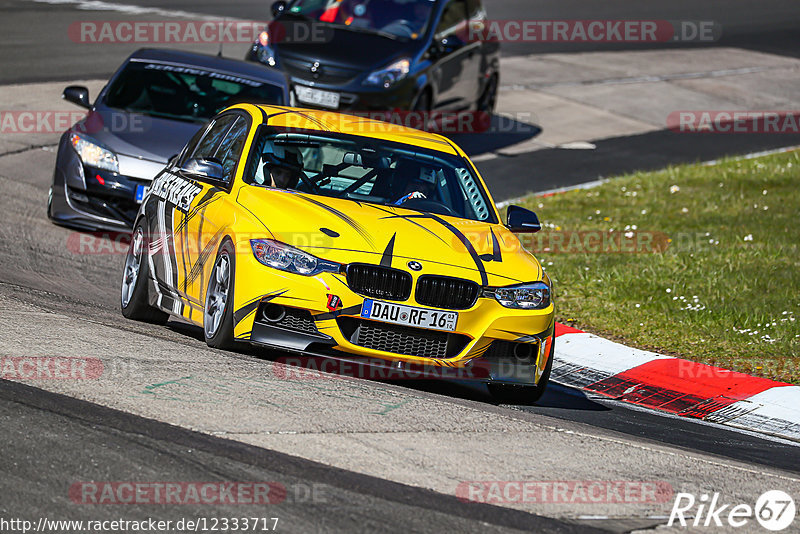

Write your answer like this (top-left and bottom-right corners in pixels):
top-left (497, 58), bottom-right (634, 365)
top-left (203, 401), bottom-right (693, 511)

top-left (478, 74), bottom-right (498, 114)
top-left (488, 337), bottom-right (554, 405)
top-left (121, 223), bottom-right (169, 323)
top-left (412, 89), bottom-right (432, 112)
top-left (204, 240), bottom-right (238, 350)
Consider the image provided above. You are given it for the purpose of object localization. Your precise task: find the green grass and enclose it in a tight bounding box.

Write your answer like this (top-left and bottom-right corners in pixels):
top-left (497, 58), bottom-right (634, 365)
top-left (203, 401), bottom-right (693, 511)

top-left (514, 150), bottom-right (800, 383)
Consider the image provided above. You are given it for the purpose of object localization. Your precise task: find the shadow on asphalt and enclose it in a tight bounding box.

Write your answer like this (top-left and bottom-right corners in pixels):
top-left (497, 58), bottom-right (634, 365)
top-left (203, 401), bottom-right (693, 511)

top-left (448, 113), bottom-right (542, 157)
top-left (160, 319), bottom-right (800, 473)
top-left (163, 318), bottom-right (608, 411)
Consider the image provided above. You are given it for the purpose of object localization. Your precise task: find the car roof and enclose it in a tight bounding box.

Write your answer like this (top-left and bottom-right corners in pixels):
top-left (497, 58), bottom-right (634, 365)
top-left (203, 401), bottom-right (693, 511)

top-left (246, 105), bottom-right (461, 156)
top-left (127, 48), bottom-right (289, 87)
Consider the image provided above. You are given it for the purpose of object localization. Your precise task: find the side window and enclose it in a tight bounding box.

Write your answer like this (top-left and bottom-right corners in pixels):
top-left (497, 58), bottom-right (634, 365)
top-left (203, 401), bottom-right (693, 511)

top-left (435, 0), bottom-right (468, 39)
top-left (179, 122), bottom-right (211, 165)
top-left (191, 114), bottom-right (237, 162)
top-left (213, 117), bottom-right (249, 182)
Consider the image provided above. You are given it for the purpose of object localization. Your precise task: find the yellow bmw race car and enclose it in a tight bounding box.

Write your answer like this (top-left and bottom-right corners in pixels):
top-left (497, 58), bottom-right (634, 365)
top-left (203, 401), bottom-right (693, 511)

top-left (120, 104), bottom-right (555, 403)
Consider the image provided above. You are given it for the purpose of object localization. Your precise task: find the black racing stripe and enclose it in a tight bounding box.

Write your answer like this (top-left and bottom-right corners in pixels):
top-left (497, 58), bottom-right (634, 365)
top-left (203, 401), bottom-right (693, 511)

top-left (295, 194), bottom-right (375, 249)
top-left (292, 110), bottom-right (330, 131)
top-left (180, 207), bottom-right (189, 293)
top-left (194, 205), bottom-right (206, 293)
top-left (365, 204), bottom-right (448, 244)
top-left (174, 190), bottom-right (221, 235)
top-left (380, 233), bottom-right (396, 268)
top-left (185, 228), bottom-right (225, 288)
top-left (423, 213), bottom-right (489, 287)
top-left (195, 186), bottom-right (223, 210)
top-left (233, 300), bottom-right (262, 327)
top-left (164, 202), bottom-right (181, 297)
top-left (233, 289), bottom-right (289, 327)
top-left (360, 206), bottom-right (487, 284)
top-left (314, 304), bottom-right (362, 322)
top-left (490, 228), bottom-right (502, 263)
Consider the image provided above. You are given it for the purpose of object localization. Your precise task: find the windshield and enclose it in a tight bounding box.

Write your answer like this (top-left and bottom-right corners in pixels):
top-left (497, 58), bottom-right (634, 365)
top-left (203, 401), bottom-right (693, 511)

top-left (286, 0), bottom-right (436, 39)
top-left (104, 61), bottom-right (284, 123)
top-left (245, 127), bottom-right (496, 223)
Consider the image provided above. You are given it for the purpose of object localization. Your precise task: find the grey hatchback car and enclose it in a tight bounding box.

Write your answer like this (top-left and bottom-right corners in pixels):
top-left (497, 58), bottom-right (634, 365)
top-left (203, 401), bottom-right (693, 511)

top-left (49, 48), bottom-right (289, 231)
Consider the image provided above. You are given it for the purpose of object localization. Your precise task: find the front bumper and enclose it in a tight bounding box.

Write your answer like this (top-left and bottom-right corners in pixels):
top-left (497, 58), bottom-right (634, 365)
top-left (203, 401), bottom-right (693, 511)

top-left (246, 48), bottom-right (420, 111)
top-left (232, 246), bottom-right (554, 386)
top-left (49, 137), bottom-right (151, 231)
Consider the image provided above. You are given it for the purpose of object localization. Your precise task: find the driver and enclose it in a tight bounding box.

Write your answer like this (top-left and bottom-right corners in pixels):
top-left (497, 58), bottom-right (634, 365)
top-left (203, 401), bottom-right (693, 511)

top-left (394, 163), bottom-right (438, 205)
top-left (260, 146), bottom-right (305, 189)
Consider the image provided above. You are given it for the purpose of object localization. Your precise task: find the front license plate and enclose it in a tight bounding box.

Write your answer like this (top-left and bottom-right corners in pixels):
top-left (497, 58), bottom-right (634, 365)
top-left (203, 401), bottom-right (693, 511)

top-left (295, 85), bottom-right (340, 109)
top-left (135, 184), bottom-right (150, 204)
top-left (361, 299), bottom-right (458, 332)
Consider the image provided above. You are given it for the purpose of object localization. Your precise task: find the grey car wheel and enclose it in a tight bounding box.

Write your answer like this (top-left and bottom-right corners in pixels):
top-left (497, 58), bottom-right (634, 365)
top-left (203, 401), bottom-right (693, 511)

top-left (204, 240), bottom-right (237, 350)
top-left (120, 223), bottom-right (168, 323)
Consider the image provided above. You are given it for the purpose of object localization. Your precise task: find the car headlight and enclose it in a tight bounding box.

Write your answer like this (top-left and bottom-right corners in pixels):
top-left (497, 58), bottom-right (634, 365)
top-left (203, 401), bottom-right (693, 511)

top-left (364, 58), bottom-right (410, 88)
top-left (251, 239), bottom-right (340, 276)
top-left (70, 133), bottom-right (119, 173)
top-left (485, 282), bottom-right (551, 310)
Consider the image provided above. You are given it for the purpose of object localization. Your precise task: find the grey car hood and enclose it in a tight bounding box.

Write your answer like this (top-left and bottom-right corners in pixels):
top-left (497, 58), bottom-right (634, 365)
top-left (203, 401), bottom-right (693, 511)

top-left (77, 106), bottom-right (204, 164)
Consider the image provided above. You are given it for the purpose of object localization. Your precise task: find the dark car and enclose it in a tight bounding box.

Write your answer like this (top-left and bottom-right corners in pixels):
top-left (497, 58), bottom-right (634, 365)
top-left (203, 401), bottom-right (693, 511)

top-left (49, 48), bottom-right (289, 231)
top-left (246, 0), bottom-right (499, 113)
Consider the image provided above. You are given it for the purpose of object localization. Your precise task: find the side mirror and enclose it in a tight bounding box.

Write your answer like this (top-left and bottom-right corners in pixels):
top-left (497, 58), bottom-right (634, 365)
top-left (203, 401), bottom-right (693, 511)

top-left (63, 86), bottom-right (91, 109)
top-left (271, 0), bottom-right (287, 18)
top-left (440, 34), bottom-right (465, 55)
top-left (180, 157), bottom-right (225, 184)
top-left (506, 205), bottom-right (541, 233)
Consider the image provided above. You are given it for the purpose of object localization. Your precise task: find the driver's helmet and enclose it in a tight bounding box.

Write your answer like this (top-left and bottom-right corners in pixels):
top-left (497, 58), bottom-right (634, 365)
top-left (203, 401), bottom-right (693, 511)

top-left (262, 144), bottom-right (304, 189)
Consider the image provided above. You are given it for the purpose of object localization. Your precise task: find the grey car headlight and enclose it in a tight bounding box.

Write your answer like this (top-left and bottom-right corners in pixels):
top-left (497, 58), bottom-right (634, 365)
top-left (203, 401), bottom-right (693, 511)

top-left (251, 239), bottom-right (340, 276)
top-left (364, 58), bottom-right (410, 88)
top-left (70, 133), bottom-right (119, 173)
top-left (484, 282), bottom-right (551, 310)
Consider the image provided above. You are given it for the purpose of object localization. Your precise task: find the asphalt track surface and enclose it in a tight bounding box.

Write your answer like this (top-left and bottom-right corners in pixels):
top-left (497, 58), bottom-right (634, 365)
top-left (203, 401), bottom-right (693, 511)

top-left (1, 1), bottom-right (800, 532)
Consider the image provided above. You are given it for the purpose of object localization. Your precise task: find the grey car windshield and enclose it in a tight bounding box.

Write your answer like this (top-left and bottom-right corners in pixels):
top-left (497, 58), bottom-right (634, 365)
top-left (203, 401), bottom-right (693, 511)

top-left (104, 61), bottom-right (284, 123)
top-left (286, 0), bottom-right (435, 39)
top-left (245, 128), bottom-right (495, 223)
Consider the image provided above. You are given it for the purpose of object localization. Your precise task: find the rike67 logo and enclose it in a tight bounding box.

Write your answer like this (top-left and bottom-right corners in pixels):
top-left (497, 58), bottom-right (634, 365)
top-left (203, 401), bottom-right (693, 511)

top-left (669, 490), bottom-right (796, 531)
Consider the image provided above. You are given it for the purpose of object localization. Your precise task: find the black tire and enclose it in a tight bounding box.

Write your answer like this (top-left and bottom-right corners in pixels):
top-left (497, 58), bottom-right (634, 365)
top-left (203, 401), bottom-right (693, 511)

top-left (488, 337), bottom-right (554, 405)
top-left (203, 239), bottom-right (237, 350)
top-left (478, 74), bottom-right (498, 114)
top-left (412, 89), bottom-right (432, 112)
top-left (120, 222), bottom-right (169, 323)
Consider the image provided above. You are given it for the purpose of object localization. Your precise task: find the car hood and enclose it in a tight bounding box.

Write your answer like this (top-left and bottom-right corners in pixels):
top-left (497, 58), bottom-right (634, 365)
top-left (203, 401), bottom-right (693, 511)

top-left (76, 107), bottom-right (204, 163)
top-left (272, 20), bottom-right (416, 73)
top-left (237, 187), bottom-right (542, 286)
